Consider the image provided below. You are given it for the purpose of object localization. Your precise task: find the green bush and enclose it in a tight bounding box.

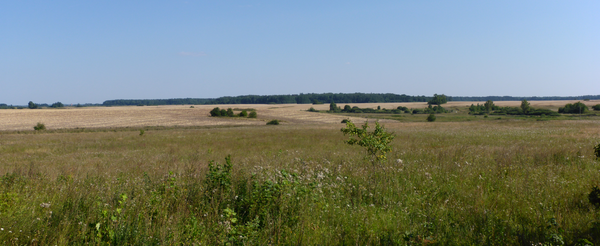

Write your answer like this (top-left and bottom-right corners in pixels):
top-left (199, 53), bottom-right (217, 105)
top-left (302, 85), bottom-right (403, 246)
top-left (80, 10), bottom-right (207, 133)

top-left (308, 107), bottom-right (318, 112)
top-left (239, 110), bottom-right (248, 117)
top-left (33, 122), bottom-right (46, 131)
top-left (589, 186), bottom-right (600, 208)
top-left (559, 102), bottom-right (589, 114)
top-left (28, 101), bottom-right (38, 109)
top-left (427, 114), bottom-right (436, 122)
top-left (592, 104), bottom-right (600, 111)
top-left (248, 111), bottom-right (257, 118)
top-left (51, 102), bottom-right (64, 108)
top-left (340, 120), bottom-right (395, 162)
top-left (210, 107), bottom-right (221, 116)
top-left (226, 108), bottom-right (234, 117)
top-left (266, 120), bottom-right (279, 125)
top-left (341, 119), bottom-right (349, 123)
top-left (594, 143), bottom-right (600, 159)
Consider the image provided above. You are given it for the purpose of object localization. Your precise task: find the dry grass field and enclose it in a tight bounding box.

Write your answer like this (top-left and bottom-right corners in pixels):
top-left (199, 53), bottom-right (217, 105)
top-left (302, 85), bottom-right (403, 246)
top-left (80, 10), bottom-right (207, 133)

top-left (1, 100), bottom-right (597, 131)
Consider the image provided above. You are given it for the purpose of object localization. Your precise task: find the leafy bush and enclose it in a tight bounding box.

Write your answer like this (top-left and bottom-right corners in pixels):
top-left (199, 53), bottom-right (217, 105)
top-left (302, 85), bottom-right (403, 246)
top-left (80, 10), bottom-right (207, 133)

top-left (559, 102), bottom-right (589, 114)
top-left (28, 101), bottom-right (38, 109)
top-left (266, 120), bottom-right (279, 125)
top-left (594, 143), bottom-right (600, 160)
top-left (592, 104), bottom-right (600, 111)
top-left (248, 111), bottom-right (257, 118)
top-left (220, 109), bottom-right (227, 116)
top-left (427, 114), bottom-right (436, 122)
top-left (307, 107), bottom-right (318, 112)
top-left (239, 110), bottom-right (248, 117)
top-left (210, 107), bottom-right (221, 116)
top-left (340, 120), bottom-right (395, 162)
top-left (33, 122), bottom-right (46, 131)
top-left (341, 119), bottom-right (349, 123)
top-left (226, 108), bottom-right (234, 117)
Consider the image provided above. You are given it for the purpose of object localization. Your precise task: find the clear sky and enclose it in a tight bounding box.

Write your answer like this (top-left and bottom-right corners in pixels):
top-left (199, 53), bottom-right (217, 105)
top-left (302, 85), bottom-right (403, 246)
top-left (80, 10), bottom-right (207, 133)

top-left (1, 1), bottom-right (598, 105)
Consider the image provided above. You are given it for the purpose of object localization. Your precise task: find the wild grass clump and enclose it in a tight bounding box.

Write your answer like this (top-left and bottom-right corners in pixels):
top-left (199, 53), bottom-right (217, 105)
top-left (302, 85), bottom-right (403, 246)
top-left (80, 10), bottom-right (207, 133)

top-left (33, 122), bottom-right (46, 131)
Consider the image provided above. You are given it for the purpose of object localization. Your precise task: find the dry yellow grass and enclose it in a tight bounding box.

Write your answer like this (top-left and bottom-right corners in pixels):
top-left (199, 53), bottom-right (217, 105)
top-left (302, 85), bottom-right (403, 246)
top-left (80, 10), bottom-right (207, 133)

top-left (0, 100), bottom-right (597, 131)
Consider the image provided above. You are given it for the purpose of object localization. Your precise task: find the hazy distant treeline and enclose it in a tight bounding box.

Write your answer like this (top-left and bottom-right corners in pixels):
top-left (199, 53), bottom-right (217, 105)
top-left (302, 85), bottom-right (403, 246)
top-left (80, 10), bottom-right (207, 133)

top-left (94, 93), bottom-right (600, 107)
top-left (449, 95), bottom-right (600, 101)
top-left (102, 93), bottom-right (430, 106)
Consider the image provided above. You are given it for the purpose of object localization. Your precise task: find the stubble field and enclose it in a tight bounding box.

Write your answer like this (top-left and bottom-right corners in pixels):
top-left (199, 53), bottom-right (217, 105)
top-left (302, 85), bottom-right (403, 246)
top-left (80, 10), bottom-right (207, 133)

top-left (1, 101), bottom-right (600, 245)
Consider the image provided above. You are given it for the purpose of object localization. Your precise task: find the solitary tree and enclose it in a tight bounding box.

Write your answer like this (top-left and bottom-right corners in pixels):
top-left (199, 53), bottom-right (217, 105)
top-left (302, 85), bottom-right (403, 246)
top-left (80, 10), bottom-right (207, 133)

top-left (341, 120), bottom-right (395, 163)
top-left (28, 101), bottom-right (38, 109)
top-left (330, 102), bottom-right (339, 112)
top-left (484, 100), bottom-right (494, 112)
top-left (248, 111), bottom-right (257, 118)
top-left (520, 100), bottom-right (530, 114)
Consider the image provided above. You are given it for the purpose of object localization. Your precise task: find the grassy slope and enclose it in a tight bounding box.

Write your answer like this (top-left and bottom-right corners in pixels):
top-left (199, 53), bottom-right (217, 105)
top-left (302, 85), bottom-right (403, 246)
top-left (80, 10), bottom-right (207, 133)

top-left (0, 120), bottom-right (599, 244)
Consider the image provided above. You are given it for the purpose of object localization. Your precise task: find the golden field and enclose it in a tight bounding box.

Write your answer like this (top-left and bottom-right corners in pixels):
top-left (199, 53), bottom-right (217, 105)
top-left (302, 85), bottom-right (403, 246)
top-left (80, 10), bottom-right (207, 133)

top-left (1, 100), bottom-right (598, 131)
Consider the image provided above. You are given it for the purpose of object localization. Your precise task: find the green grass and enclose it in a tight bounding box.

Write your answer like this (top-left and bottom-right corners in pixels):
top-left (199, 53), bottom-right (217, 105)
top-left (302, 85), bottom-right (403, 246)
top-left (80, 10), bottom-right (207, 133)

top-left (1, 120), bottom-right (600, 244)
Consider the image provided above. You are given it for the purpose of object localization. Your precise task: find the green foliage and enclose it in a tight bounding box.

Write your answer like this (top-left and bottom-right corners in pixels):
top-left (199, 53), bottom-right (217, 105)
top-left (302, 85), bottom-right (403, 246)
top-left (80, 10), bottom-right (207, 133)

top-left (329, 102), bottom-right (340, 112)
top-left (266, 120), bottom-right (279, 125)
top-left (51, 102), bottom-right (64, 108)
top-left (226, 108), bottom-right (234, 117)
top-left (521, 100), bottom-right (531, 114)
top-left (428, 94), bottom-right (447, 105)
top-left (307, 107), bottom-right (318, 112)
top-left (239, 110), bottom-right (248, 117)
top-left (341, 119), bottom-right (349, 123)
top-left (220, 109), bottom-right (227, 116)
top-left (205, 155), bottom-right (233, 201)
top-left (139, 129), bottom-right (145, 136)
top-left (592, 104), bottom-right (600, 111)
top-left (210, 107), bottom-right (221, 116)
top-left (33, 122), bottom-right (46, 131)
top-left (559, 102), bottom-right (589, 114)
top-left (484, 100), bottom-right (494, 112)
top-left (28, 101), bottom-right (38, 109)
top-left (341, 120), bottom-right (395, 162)
top-left (594, 143), bottom-right (600, 160)
top-left (248, 111), bottom-right (257, 118)
top-left (589, 186), bottom-right (600, 208)
top-left (426, 114), bottom-right (436, 122)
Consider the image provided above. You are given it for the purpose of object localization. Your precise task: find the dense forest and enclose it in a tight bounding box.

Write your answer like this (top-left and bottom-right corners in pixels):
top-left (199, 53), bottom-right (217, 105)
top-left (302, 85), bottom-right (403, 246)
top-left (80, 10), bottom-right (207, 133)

top-left (102, 93), bottom-right (430, 106)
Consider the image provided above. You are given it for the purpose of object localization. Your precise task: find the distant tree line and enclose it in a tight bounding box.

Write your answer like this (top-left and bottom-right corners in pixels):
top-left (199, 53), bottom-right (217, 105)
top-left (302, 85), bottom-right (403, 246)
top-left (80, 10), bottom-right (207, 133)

top-left (103, 98), bottom-right (213, 106)
top-left (210, 107), bottom-right (257, 118)
top-left (450, 95), bottom-right (600, 101)
top-left (102, 93), bottom-right (430, 106)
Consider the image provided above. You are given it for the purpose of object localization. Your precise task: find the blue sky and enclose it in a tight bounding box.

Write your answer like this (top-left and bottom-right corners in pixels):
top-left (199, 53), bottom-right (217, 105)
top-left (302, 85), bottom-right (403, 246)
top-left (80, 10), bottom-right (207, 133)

top-left (1, 1), bottom-right (598, 105)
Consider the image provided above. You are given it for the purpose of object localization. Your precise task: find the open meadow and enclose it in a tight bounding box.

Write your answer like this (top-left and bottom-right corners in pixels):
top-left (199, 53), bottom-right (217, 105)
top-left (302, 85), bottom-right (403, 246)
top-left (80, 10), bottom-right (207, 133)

top-left (1, 102), bottom-right (600, 245)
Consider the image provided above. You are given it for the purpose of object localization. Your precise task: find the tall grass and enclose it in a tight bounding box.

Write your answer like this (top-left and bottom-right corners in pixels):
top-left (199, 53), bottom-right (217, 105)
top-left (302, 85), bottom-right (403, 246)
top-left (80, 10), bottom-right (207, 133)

top-left (0, 120), bottom-right (599, 244)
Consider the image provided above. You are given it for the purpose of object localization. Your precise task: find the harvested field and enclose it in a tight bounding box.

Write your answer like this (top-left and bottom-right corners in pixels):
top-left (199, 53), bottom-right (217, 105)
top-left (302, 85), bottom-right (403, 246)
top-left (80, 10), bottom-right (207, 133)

top-left (0, 100), bottom-right (597, 131)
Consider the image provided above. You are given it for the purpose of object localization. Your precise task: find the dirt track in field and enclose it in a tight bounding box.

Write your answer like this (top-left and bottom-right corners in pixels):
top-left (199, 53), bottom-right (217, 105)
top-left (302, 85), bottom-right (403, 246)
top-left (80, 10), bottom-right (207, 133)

top-left (0, 100), bottom-right (597, 131)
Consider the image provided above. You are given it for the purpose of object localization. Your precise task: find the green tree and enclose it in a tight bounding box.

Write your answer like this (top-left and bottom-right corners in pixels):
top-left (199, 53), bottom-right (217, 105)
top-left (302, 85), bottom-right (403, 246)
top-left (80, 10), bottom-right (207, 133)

top-left (340, 120), bottom-right (395, 162)
top-left (51, 102), bottom-right (64, 108)
top-left (210, 107), bottom-right (221, 116)
top-left (559, 102), bottom-right (589, 114)
top-left (484, 100), bottom-right (494, 112)
top-left (226, 108), bottom-right (234, 117)
top-left (248, 111), bottom-right (257, 118)
top-left (427, 94), bottom-right (447, 106)
top-left (329, 102), bottom-right (339, 112)
top-left (520, 100), bottom-right (530, 114)
top-left (28, 101), bottom-right (38, 109)
top-left (239, 110), bottom-right (248, 117)
top-left (592, 104), bottom-right (600, 111)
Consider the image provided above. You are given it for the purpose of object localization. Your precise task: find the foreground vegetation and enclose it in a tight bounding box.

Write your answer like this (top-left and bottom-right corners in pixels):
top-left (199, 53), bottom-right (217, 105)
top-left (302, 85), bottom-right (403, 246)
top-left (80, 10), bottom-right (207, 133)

top-left (1, 120), bottom-right (600, 245)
